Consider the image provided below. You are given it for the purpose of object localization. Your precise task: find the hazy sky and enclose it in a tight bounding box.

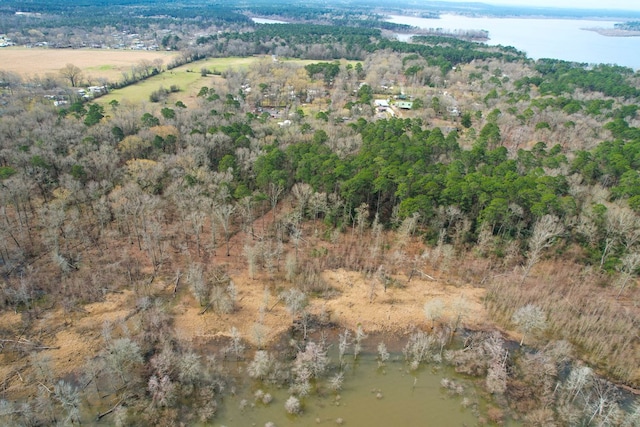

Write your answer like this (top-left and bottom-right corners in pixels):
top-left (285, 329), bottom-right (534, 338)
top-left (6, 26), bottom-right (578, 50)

top-left (445, 0), bottom-right (640, 12)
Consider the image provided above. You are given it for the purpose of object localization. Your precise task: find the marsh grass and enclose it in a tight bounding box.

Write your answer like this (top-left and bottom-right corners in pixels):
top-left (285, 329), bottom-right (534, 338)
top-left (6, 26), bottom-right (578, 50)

top-left (485, 261), bottom-right (639, 386)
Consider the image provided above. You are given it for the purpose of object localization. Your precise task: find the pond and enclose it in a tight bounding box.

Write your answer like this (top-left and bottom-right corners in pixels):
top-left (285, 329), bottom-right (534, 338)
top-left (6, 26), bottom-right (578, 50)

top-left (211, 351), bottom-right (514, 427)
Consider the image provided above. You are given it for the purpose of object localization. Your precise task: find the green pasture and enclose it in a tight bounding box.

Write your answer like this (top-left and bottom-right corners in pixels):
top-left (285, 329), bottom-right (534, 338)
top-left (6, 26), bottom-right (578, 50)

top-left (96, 56), bottom-right (358, 107)
top-left (97, 57), bottom-right (258, 106)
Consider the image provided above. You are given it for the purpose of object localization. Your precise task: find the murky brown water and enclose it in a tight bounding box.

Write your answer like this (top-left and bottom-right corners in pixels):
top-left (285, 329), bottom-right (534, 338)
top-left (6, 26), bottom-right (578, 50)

top-left (212, 354), bottom-right (490, 427)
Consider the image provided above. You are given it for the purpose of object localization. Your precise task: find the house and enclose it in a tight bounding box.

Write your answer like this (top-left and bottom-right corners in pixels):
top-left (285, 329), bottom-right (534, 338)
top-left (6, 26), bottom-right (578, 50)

top-left (0, 35), bottom-right (14, 48)
top-left (374, 99), bottom-right (390, 108)
top-left (396, 101), bottom-right (413, 110)
top-left (88, 86), bottom-right (107, 96)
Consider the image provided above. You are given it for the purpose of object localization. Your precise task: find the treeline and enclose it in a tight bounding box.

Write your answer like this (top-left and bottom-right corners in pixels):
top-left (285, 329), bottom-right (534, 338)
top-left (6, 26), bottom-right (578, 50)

top-left (376, 37), bottom-right (526, 72)
top-left (63, 86), bottom-right (639, 274)
top-left (614, 21), bottom-right (640, 31)
top-left (222, 24), bottom-right (381, 46)
top-left (0, 1), bottom-right (252, 33)
top-left (199, 24), bottom-right (525, 67)
top-left (533, 59), bottom-right (639, 98)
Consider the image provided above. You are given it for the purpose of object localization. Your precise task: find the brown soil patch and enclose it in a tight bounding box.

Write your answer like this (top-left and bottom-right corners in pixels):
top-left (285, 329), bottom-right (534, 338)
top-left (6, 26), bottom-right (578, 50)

top-left (0, 310), bottom-right (22, 331)
top-left (318, 269), bottom-right (488, 334)
top-left (169, 209), bottom-right (490, 346)
top-left (0, 205), bottom-right (490, 387)
top-left (0, 47), bottom-right (179, 81)
top-left (38, 290), bottom-right (133, 376)
top-left (172, 277), bottom-right (290, 347)
top-left (171, 267), bottom-right (489, 347)
top-left (0, 312), bottom-right (31, 393)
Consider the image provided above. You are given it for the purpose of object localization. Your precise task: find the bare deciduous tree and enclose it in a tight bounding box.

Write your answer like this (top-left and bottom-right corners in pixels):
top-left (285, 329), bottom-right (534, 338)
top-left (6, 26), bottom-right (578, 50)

top-left (187, 263), bottom-right (208, 306)
top-left (484, 332), bottom-right (508, 394)
top-left (512, 304), bottom-right (547, 345)
top-left (616, 251), bottom-right (640, 297)
top-left (214, 203), bottom-right (235, 256)
top-left (424, 298), bottom-right (445, 328)
top-left (377, 341), bottom-right (389, 368)
top-left (521, 215), bottom-right (564, 284)
top-left (268, 182), bottom-right (284, 227)
top-left (53, 380), bottom-right (80, 425)
top-left (59, 63), bottom-right (83, 87)
top-left (247, 350), bottom-right (274, 380)
top-left (291, 182), bottom-right (313, 218)
top-left (353, 324), bottom-right (367, 360)
top-left (103, 337), bottom-right (143, 388)
top-left (224, 326), bottom-right (245, 360)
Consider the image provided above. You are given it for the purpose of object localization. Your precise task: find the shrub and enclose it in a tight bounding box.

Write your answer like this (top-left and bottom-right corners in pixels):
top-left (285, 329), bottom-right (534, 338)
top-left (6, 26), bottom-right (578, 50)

top-left (284, 396), bottom-right (301, 414)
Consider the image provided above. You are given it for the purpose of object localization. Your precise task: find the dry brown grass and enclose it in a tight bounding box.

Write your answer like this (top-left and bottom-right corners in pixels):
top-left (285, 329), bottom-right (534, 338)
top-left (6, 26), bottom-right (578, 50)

top-left (486, 259), bottom-right (640, 388)
top-left (0, 47), bottom-right (179, 81)
top-left (170, 211), bottom-right (491, 348)
top-left (3, 207), bottom-right (491, 385)
top-left (1, 193), bottom-right (637, 401)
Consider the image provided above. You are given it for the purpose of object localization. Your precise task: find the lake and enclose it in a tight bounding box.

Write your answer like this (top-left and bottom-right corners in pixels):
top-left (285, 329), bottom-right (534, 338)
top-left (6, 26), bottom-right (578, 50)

top-left (387, 14), bottom-right (640, 70)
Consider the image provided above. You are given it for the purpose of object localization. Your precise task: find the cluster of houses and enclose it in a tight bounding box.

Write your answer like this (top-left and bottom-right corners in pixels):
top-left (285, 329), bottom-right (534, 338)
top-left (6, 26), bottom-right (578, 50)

top-left (80, 86), bottom-right (108, 98)
top-left (374, 97), bottom-right (414, 117)
top-left (7, 29), bottom-right (161, 51)
top-left (115, 33), bottom-right (160, 51)
top-left (0, 35), bottom-right (15, 48)
top-left (42, 85), bottom-right (108, 108)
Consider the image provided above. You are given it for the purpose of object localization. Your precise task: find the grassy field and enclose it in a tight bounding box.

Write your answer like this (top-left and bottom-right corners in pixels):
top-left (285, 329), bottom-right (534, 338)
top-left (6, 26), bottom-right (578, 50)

top-left (97, 56), bottom-right (359, 107)
top-left (0, 49), bottom-right (357, 107)
top-left (0, 47), bottom-right (180, 82)
top-left (96, 57), bottom-right (257, 106)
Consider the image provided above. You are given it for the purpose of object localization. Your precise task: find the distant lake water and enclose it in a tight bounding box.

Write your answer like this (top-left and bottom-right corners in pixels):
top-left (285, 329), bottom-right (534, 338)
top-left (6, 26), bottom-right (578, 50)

top-left (252, 17), bottom-right (288, 24)
top-left (387, 14), bottom-right (640, 70)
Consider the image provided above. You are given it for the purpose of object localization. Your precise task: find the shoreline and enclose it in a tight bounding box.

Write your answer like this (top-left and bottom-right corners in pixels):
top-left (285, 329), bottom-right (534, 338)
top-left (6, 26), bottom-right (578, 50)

top-left (583, 27), bottom-right (640, 37)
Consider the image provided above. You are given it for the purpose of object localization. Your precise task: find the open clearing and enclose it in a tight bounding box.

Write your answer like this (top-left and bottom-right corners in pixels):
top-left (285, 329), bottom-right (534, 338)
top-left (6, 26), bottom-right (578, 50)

top-left (0, 47), bottom-right (179, 81)
top-left (96, 56), bottom-right (260, 106)
top-left (97, 56), bottom-right (357, 106)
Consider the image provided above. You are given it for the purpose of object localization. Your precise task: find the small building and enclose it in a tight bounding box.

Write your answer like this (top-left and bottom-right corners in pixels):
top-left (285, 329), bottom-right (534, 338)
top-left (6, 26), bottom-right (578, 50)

top-left (374, 99), bottom-right (390, 108)
top-left (396, 101), bottom-right (413, 110)
top-left (88, 86), bottom-right (107, 96)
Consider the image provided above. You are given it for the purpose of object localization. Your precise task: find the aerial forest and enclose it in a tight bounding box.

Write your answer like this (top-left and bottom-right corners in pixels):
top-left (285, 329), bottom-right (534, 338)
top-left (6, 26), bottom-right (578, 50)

top-left (0, 0), bottom-right (640, 425)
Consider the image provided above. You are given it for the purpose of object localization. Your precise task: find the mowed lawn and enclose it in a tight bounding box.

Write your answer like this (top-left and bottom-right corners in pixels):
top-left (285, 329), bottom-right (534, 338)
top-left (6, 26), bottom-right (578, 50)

top-left (0, 47), bottom-right (180, 82)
